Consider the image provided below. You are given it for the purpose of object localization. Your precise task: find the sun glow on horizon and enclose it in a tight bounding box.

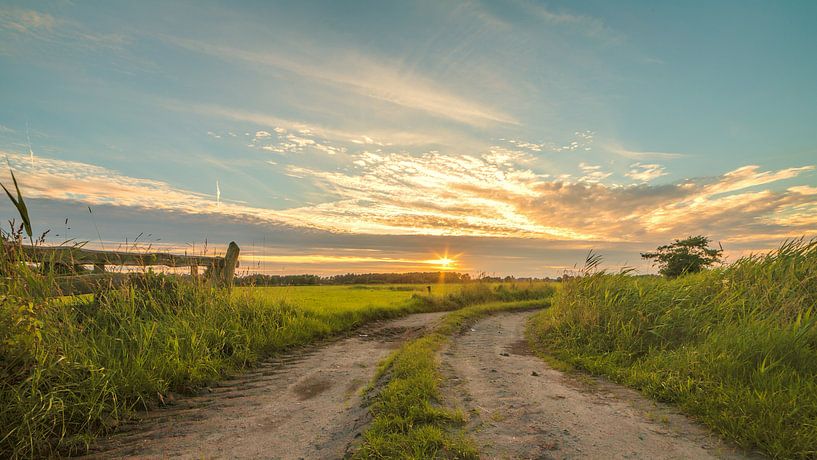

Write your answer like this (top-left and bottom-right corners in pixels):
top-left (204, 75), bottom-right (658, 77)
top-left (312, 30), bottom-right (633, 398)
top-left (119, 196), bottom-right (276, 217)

top-left (423, 251), bottom-right (460, 271)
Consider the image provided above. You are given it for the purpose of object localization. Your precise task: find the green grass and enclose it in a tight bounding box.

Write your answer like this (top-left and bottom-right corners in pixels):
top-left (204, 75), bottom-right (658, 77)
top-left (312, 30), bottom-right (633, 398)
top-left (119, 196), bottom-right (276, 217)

top-left (236, 282), bottom-right (552, 312)
top-left (0, 271), bottom-right (553, 459)
top-left (528, 239), bottom-right (817, 459)
top-left (354, 284), bottom-right (555, 459)
top-left (235, 283), bottom-right (468, 311)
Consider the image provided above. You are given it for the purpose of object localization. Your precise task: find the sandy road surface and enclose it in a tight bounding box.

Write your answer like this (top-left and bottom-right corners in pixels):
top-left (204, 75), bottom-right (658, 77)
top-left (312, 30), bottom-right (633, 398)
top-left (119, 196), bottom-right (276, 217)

top-left (86, 311), bottom-right (446, 460)
top-left (440, 311), bottom-right (758, 460)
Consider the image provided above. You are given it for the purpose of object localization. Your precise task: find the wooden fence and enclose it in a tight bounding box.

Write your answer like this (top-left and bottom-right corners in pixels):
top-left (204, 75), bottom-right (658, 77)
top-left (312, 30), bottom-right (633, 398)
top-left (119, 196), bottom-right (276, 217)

top-left (19, 242), bottom-right (240, 295)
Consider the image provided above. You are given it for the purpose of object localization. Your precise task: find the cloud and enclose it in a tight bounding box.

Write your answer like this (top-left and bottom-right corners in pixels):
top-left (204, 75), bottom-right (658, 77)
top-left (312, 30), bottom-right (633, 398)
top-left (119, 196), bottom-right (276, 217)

top-left (279, 153), bottom-right (816, 244)
top-left (578, 162), bottom-right (612, 183)
top-left (636, 165), bottom-right (815, 233)
top-left (2, 150), bottom-right (815, 247)
top-left (789, 185), bottom-right (817, 195)
top-left (515, 0), bottom-right (623, 43)
top-left (278, 150), bottom-right (594, 240)
top-left (702, 165), bottom-right (813, 196)
top-left (505, 131), bottom-right (594, 153)
top-left (248, 127), bottom-right (347, 155)
top-left (607, 145), bottom-right (686, 159)
top-left (0, 8), bottom-right (56, 34)
top-left (626, 163), bottom-right (667, 182)
top-left (249, 253), bottom-right (462, 269)
top-left (466, 0), bottom-right (622, 44)
top-left (175, 102), bottom-right (461, 149)
top-left (164, 36), bottom-right (516, 128)
top-left (0, 7), bottom-right (127, 50)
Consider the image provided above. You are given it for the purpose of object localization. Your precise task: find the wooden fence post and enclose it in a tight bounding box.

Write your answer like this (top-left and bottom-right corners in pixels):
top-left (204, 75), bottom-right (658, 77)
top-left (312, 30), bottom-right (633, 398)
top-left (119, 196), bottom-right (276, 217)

top-left (222, 241), bottom-right (240, 286)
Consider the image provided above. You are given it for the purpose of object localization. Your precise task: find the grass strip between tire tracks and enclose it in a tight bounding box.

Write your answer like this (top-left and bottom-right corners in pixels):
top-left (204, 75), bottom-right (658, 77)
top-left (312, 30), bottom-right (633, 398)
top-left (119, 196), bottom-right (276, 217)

top-left (353, 297), bottom-right (552, 459)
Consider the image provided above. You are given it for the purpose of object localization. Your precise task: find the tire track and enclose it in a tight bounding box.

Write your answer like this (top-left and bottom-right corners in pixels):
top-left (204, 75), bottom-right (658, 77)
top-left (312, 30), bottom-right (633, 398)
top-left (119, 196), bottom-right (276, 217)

top-left (84, 311), bottom-right (446, 460)
top-left (440, 311), bottom-right (758, 459)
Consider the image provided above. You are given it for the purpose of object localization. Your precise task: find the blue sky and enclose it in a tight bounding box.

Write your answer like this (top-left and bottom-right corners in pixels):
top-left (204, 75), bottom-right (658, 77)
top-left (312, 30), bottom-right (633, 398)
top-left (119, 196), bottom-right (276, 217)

top-left (1, 0), bottom-right (815, 276)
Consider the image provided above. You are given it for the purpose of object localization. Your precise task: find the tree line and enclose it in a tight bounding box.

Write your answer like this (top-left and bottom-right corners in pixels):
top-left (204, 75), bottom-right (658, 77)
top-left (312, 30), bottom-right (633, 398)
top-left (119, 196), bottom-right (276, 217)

top-left (235, 271), bottom-right (552, 286)
top-left (236, 271), bottom-right (473, 286)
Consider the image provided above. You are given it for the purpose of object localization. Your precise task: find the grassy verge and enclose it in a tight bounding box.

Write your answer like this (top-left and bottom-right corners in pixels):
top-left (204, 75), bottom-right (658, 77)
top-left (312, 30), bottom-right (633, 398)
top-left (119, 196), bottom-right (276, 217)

top-left (527, 240), bottom-right (817, 459)
top-left (354, 290), bottom-right (554, 459)
top-left (0, 271), bottom-right (552, 459)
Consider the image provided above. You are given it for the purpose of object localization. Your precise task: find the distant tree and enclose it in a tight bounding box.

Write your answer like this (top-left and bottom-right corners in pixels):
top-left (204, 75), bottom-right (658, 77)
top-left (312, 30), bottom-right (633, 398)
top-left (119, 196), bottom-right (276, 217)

top-left (641, 235), bottom-right (723, 278)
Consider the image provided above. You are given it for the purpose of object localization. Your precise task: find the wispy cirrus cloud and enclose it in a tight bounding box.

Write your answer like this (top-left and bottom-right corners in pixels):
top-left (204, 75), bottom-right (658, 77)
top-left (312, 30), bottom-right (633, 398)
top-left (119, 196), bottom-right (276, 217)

top-left (0, 8), bottom-right (56, 34)
top-left (607, 145), bottom-right (686, 160)
top-left (466, 0), bottom-right (622, 43)
top-left (174, 102), bottom-right (468, 149)
top-left (0, 7), bottom-right (128, 50)
top-left (164, 36), bottom-right (517, 128)
top-left (514, 0), bottom-right (623, 43)
top-left (702, 165), bottom-right (813, 196)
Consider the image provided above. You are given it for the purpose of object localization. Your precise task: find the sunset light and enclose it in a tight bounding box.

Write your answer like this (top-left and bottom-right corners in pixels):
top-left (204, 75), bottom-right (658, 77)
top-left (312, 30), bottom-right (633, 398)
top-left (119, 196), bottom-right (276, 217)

top-left (0, 0), bottom-right (815, 276)
top-left (2, 2), bottom-right (816, 458)
top-left (422, 251), bottom-right (460, 270)
top-left (426, 257), bottom-right (456, 270)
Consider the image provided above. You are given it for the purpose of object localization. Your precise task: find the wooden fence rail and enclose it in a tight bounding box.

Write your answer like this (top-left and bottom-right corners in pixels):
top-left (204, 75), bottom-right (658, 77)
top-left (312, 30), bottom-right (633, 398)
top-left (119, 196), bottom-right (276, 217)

top-left (17, 241), bottom-right (240, 295)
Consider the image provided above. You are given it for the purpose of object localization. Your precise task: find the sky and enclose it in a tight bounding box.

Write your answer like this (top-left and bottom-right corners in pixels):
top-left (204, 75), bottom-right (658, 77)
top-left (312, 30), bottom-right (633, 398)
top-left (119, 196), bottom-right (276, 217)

top-left (0, 0), bottom-right (816, 276)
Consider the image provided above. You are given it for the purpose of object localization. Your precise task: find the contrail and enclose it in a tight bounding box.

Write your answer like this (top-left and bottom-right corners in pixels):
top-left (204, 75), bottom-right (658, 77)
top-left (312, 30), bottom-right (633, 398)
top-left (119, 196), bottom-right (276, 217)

top-left (216, 179), bottom-right (221, 206)
top-left (26, 122), bottom-right (34, 166)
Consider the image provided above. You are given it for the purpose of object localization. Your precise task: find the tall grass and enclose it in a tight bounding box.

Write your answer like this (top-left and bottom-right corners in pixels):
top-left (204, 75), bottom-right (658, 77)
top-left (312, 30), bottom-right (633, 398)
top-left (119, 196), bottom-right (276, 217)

top-left (1, 274), bottom-right (340, 457)
top-left (528, 239), bottom-right (817, 458)
top-left (0, 231), bottom-right (553, 460)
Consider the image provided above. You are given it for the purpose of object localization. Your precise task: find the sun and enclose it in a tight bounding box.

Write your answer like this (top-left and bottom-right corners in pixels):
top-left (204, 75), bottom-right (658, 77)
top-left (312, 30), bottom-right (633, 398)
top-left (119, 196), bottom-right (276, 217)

top-left (424, 251), bottom-right (460, 270)
top-left (433, 257), bottom-right (455, 268)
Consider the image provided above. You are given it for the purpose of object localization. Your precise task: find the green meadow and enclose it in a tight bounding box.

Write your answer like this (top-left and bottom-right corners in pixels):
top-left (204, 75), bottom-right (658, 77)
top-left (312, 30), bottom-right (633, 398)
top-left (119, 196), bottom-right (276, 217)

top-left (236, 283), bottom-right (470, 311)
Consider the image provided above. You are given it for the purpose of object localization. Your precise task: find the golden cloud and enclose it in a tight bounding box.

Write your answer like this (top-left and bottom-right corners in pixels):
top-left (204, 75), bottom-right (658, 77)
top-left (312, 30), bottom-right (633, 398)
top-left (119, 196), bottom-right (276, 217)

top-left (2, 149), bottom-right (815, 245)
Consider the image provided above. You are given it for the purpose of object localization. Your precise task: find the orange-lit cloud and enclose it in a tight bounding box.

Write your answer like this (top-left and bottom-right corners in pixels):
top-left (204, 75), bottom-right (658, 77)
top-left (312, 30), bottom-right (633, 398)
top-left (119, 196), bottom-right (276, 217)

top-left (2, 150), bottom-right (815, 247)
top-left (246, 253), bottom-right (462, 269)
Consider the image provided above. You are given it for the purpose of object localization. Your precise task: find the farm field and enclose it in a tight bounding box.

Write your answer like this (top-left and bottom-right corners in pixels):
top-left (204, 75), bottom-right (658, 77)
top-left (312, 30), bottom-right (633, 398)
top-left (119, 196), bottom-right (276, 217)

top-left (235, 283), bottom-right (468, 310)
top-left (236, 282), bottom-right (552, 310)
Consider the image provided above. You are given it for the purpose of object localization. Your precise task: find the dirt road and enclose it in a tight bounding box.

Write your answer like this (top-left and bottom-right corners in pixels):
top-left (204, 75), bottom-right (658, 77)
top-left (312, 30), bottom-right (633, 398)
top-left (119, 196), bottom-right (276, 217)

top-left (440, 311), bottom-right (756, 460)
top-left (87, 311), bottom-right (446, 460)
top-left (89, 309), bottom-right (758, 459)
